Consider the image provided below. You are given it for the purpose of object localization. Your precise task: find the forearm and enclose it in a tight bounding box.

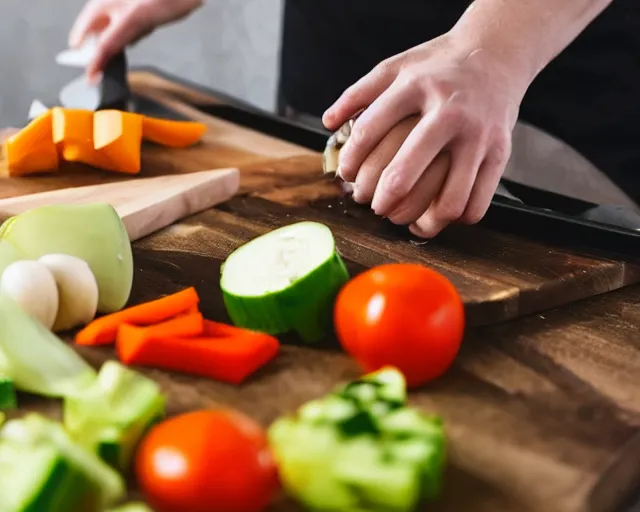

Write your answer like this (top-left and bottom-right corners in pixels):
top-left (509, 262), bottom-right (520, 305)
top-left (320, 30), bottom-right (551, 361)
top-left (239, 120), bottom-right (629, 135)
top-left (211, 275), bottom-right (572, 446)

top-left (450, 0), bottom-right (613, 91)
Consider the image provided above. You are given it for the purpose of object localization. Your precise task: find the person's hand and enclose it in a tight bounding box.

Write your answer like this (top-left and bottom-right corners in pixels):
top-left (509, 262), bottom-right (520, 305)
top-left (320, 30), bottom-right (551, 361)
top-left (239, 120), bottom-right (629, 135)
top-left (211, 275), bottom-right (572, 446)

top-left (69, 0), bottom-right (204, 82)
top-left (322, 32), bottom-right (527, 238)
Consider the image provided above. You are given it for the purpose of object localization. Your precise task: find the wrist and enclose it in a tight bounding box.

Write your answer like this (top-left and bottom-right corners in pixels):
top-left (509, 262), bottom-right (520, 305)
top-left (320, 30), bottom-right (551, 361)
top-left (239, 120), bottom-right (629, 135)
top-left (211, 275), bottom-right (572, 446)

top-left (448, 6), bottom-right (543, 97)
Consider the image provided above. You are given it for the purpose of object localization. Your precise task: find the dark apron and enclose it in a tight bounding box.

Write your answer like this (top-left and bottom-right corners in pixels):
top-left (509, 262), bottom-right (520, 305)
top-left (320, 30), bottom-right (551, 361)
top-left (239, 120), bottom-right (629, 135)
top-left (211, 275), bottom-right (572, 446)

top-left (278, 0), bottom-right (640, 204)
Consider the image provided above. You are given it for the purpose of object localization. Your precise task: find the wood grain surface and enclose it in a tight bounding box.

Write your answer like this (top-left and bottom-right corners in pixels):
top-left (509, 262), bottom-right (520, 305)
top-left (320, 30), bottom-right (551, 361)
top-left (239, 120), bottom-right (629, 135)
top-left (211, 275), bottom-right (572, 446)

top-left (5, 68), bottom-right (640, 512)
top-left (0, 168), bottom-right (240, 241)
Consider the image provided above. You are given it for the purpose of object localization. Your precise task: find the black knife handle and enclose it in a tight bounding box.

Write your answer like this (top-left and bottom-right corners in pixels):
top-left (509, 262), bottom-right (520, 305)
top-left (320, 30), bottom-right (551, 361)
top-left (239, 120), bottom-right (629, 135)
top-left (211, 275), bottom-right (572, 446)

top-left (97, 51), bottom-right (131, 111)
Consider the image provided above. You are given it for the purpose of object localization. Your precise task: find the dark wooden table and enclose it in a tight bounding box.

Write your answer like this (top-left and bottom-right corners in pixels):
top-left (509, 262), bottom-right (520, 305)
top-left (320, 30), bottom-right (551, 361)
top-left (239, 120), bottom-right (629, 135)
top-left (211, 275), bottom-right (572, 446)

top-left (5, 67), bottom-right (640, 512)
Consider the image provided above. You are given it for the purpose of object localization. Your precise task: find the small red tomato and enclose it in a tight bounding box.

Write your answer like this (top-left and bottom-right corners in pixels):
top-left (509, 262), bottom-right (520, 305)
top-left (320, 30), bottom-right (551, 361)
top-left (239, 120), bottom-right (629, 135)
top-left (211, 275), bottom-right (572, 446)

top-left (334, 263), bottom-right (465, 388)
top-left (135, 409), bottom-right (279, 512)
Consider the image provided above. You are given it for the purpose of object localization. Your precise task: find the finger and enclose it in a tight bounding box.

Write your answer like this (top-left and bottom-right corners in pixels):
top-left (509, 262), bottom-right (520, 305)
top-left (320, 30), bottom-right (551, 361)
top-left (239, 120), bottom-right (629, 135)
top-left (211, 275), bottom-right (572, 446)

top-left (352, 116), bottom-right (418, 204)
top-left (338, 82), bottom-right (416, 183)
top-left (69, 0), bottom-right (108, 47)
top-left (370, 109), bottom-right (457, 217)
top-left (88, 7), bottom-right (151, 80)
top-left (459, 141), bottom-right (511, 225)
top-left (387, 152), bottom-right (450, 225)
top-left (409, 139), bottom-right (486, 238)
top-left (322, 59), bottom-right (398, 131)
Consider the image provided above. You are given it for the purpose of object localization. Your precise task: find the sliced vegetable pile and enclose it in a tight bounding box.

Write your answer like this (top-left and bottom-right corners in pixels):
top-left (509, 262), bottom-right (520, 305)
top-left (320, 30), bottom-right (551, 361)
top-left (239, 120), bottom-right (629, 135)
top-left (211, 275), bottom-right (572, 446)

top-left (1, 107), bottom-right (206, 176)
top-left (0, 202), bottom-right (467, 511)
top-left (269, 367), bottom-right (446, 512)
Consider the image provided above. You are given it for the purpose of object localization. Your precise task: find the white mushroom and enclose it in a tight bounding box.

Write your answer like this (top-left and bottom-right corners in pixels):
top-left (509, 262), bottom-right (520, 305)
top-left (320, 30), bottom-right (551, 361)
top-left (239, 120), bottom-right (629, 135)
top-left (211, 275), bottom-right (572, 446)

top-left (39, 254), bottom-right (99, 332)
top-left (0, 260), bottom-right (59, 329)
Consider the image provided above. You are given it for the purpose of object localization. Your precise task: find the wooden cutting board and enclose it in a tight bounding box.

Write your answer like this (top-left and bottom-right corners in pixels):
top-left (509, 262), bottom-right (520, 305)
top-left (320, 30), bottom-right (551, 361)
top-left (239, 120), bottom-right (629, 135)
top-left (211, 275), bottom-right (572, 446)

top-left (0, 168), bottom-right (240, 241)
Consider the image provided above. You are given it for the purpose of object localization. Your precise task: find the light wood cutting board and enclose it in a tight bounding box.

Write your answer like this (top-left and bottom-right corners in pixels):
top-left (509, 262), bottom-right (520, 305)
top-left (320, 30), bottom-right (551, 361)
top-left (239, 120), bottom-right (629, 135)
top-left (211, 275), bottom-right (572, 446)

top-left (0, 168), bottom-right (240, 241)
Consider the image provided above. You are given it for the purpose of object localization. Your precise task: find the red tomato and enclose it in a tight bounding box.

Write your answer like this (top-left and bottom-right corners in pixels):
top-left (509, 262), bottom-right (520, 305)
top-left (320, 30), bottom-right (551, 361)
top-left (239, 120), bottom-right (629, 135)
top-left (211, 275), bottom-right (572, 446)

top-left (334, 263), bottom-right (465, 388)
top-left (135, 409), bottom-right (279, 512)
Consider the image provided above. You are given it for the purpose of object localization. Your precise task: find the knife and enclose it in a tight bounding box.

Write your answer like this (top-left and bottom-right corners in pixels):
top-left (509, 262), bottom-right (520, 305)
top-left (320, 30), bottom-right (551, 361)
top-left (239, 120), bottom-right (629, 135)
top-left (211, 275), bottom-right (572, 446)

top-left (96, 51), bottom-right (132, 112)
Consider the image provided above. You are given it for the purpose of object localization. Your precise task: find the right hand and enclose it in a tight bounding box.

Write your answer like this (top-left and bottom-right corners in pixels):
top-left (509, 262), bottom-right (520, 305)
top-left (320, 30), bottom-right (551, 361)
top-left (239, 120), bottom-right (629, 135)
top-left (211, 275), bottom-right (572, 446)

top-left (69, 0), bottom-right (204, 82)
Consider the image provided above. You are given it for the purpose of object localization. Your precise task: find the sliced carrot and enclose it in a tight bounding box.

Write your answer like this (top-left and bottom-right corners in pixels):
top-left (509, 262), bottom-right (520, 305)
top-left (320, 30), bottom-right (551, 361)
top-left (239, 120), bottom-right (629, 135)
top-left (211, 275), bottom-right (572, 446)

top-left (51, 107), bottom-right (112, 170)
top-left (141, 116), bottom-right (206, 148)
top-left (202, 319), bottom-right (265, 339)
top-left (116, 331), bottom-right (280, 385)
top-left (2, 110), bottom-right (59, 176)
top-left (93, 110), bottom-right (143, 174)
top-left (115, 312), bottom-right (204, 348)
top-left (75, 287), bottom-right (200, 346)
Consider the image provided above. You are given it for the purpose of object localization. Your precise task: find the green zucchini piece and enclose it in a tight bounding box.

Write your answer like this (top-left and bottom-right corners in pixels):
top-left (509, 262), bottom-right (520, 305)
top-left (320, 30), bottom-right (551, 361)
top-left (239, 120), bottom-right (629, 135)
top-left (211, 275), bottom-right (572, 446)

top-left (0, 414), bottom-right (125, 511)
top-left (220, 221), bottom-right (350, 343)
top-left (0, 294), bottom-right (97, 398)
top-left (64, 360), bottom-right (165, 471)
top-left (0, 373), bottom-right (16, 409)
top-left (268, 368), bottom-right (446, 511)
top-left (0, 203), bottom-right (133, 313)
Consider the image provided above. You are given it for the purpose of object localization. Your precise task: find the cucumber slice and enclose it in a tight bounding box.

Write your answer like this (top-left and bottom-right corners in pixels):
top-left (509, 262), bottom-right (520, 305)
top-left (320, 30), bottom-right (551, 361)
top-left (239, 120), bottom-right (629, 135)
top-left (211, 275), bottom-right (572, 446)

top-left (220, 221), bottom-right (350, 344)
top-left (0, 294), bottom-right (97, 398)
top-left (64, 361), bottom-right (165, 471)
top-left (0, 414), bottom-right (125, 510)
top-left (0, 374), bottom-right (16, 409)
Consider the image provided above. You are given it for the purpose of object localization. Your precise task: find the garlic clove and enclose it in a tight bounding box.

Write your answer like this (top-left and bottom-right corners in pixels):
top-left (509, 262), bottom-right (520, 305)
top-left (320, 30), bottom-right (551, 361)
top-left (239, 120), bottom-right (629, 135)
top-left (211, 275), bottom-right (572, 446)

top-left (38, 254), bottom-right (99, 333)
top-left (0, 260), bottom-right (59, 330)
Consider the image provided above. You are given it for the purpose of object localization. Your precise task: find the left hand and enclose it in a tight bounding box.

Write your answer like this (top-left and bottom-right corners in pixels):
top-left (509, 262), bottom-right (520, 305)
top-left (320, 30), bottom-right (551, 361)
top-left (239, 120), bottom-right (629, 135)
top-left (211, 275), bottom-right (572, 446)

top-left (322, 32), bottom-right (526, 238)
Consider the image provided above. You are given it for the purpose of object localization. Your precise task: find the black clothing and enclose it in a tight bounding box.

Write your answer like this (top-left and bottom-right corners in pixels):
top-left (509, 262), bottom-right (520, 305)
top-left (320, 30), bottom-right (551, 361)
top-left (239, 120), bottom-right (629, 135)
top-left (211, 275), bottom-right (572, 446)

top-left (278, 0), bottom-right (640, 203)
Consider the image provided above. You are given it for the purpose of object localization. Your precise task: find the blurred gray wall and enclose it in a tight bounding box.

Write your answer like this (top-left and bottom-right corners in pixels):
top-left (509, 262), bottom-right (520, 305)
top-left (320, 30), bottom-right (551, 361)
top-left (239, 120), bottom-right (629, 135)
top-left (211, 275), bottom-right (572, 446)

top-left (0, 0), bottom-right (283, 126)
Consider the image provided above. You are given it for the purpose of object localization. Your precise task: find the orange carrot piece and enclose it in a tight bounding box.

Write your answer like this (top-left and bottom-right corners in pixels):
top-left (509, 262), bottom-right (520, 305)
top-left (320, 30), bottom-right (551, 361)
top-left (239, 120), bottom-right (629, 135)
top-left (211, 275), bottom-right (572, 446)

top-left (51, 107), bottom-right (113, 170)
top-left (116, 331), bottom-right (280, 385)
top-left (93, 110), bottom-right (143, 174)
top-left (141, 116), bottom-right (206, 148)
top-left (201, 319), bottom-right (265, 339)
top-left (3, 110), bottom-right (59, 176)
top-left (115, 312), bottom-right (204, 348)
top-left (75, 287), bottom-right (200, 346)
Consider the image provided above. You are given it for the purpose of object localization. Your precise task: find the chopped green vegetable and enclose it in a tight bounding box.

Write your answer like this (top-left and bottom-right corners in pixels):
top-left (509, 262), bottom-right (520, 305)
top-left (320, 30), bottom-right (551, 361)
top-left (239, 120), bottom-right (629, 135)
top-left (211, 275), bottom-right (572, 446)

top-left (0, 413), bottom-right (125, 512)
top-left (64, 361), bottom-right (165, 471)
top-left (220, 221), bottom-right (350, 343)
top-left (268, 367), bottom-right (446, 512)
top-left (107, 502), bottom-right (154, 512)
top-left (0, 294), bottom-right (97, 398)
top-left (0, 203), bottom-right (133, 313)
top-left (0, 373), bottom-right (16, 410)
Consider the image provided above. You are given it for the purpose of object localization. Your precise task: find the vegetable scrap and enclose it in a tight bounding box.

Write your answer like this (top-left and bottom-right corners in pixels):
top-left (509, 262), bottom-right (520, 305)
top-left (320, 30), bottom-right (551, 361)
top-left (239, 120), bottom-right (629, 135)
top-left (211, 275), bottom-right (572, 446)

top-left (1, 107), bottom-right (206, 176)
top-left (268, 367), bottom-right (447, 512)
